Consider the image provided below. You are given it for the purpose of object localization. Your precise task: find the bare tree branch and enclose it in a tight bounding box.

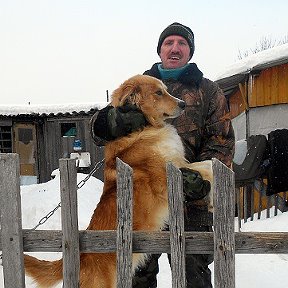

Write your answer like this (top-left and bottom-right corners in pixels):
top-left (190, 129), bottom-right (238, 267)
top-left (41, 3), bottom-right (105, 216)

top-left (237, 35), bottom-right (288, 60)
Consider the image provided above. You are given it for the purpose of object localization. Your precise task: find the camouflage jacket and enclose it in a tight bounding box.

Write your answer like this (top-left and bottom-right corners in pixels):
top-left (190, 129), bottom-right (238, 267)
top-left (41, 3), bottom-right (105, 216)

top-left (144, 63), bottom-right (235, 227)
top-left (144, 63), bottom-right (235, 167)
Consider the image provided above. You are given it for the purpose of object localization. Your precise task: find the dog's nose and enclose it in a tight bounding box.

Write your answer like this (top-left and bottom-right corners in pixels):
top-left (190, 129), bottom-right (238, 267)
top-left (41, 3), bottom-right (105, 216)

top-left (178, 100), bottom-right (186, 109)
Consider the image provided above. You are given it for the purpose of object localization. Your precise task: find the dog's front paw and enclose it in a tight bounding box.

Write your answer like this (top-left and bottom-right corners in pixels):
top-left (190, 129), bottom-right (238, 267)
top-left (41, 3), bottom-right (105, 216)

top-left (183, 160), bottom-right (214, 212)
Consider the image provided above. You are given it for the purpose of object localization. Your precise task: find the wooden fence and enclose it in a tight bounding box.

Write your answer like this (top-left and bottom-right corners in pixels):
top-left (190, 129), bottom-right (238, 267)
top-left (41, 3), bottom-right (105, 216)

top-left (236, 180), bottom-right (288, 230)
top-left (0, 153), bottom-right (288, 288)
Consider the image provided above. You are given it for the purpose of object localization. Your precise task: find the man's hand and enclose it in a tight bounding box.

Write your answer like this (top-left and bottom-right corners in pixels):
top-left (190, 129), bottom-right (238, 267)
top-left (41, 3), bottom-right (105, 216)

top-left (91, 104), bottom-right (147, 143)
top-left (180, 168), bottom-right (211, 200)
top-left (107, 104), bottom-right (147, 139)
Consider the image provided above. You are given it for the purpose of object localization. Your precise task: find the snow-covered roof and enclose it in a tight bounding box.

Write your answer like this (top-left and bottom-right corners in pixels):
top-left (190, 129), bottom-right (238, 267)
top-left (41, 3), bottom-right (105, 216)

top-left (215, 43), bottom-right (288, 97)
top-left (0, 102), bottom-right (108, 117)
top-left (215, 43), bottom-right (288, 81)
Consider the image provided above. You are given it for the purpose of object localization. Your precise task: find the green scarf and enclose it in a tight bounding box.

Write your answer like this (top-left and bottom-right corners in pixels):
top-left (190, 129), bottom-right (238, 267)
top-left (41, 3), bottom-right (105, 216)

top-left (157, 64), bottom-right (189, 80)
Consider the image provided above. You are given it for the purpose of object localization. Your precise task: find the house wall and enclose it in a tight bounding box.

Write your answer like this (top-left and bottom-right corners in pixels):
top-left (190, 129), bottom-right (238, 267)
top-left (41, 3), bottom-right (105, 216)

top-left (42, 115), bottom-right (104, 183)
top-left (229, 89), bottom-right (246, 119)
top-left (0, 114), bottom-right (104, 184)
top-left (227, 63), bottom-right (288, 121)
top-left (231, 104), bottom-right (288, 141)
top-left (228, 63), bottom-right (288, 142)
top-left (0, 117), bottom-right (45, 184)
top-left (249, 63), bottom-right (288, 107)
top-left (248, 104), bottom-right (288, 136)
top-left (231, 112), bottom-right (246, 141)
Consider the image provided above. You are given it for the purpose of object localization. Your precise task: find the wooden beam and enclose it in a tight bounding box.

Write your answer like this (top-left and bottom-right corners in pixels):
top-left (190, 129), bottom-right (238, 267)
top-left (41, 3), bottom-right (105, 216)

top-left (238, 82), bottom-right (249, 111)
top-left (15, 230), bottom-right (288, 254)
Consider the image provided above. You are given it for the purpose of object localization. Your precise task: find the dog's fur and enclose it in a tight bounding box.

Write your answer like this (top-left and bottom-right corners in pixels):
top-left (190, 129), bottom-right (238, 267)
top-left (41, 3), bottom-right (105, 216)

top-left (24, 75), bottom-right (213, 288)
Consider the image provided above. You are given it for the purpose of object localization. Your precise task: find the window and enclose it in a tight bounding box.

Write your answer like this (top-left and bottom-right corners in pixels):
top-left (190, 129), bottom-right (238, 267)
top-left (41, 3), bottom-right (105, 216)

top-left (18, 128), bottom-right (33, 144)
top-left (61, 123), bottom-right (77, 137)
top-left (0, 126), bottom-right (12, 153)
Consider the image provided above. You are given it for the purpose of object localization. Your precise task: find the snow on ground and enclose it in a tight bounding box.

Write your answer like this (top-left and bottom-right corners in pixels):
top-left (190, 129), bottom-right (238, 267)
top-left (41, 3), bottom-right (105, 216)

top-left (0, 172), bottom-right (287, 287)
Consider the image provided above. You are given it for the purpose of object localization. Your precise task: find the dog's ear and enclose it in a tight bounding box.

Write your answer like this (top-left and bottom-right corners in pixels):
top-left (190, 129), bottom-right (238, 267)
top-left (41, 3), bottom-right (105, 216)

top-left (111, 79), bottom-right (141, 107)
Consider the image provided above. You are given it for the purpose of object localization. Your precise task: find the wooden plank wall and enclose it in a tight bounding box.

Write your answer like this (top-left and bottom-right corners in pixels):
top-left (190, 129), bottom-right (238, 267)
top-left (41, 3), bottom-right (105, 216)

top-left (228, 63), bottom-right (288, 120)
top-left (229, 89), bottom-right (246, 118)
top-left (43, 116), bottom-right (104, 182)
top-left (250, 63), bottom-right (288, 107)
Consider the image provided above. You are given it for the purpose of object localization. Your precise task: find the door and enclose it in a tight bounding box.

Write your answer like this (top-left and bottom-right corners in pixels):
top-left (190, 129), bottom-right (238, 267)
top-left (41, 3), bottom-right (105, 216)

top-left (13, 123), bottom-right (38, 184)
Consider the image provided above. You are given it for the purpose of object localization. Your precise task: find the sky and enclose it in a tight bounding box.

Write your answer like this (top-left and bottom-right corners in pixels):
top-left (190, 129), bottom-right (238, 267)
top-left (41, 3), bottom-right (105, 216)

top-left (0, 171), bottom-right (287, 287)
top-left (1, 0), bottom-right (288, 105)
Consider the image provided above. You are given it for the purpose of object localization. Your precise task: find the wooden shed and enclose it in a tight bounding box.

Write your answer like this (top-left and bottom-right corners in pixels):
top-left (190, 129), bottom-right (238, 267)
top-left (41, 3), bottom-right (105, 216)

top-left (0, 103), bottom-right (107, 184)
top-left (215, 43), bottom-right (288, 140)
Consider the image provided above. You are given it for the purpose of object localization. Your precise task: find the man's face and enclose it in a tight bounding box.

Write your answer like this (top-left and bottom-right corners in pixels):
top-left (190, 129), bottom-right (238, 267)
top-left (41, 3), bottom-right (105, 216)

top-left (159, 35), bottom-right (191, 69)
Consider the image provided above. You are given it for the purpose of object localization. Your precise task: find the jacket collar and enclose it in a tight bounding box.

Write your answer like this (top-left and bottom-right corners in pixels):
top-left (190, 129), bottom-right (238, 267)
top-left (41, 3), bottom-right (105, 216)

top-left (144, 62), bottom-right (203, 87)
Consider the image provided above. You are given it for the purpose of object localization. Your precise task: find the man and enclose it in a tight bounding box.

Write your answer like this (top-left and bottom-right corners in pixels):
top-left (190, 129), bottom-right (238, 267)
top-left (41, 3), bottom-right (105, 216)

top-left (91, 22), bottom-right (235, 288)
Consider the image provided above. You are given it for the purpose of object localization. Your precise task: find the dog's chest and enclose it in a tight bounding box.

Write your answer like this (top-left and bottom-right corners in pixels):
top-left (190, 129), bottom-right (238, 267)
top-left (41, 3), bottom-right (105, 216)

top-left (155, 125), bottom-right (186, 164)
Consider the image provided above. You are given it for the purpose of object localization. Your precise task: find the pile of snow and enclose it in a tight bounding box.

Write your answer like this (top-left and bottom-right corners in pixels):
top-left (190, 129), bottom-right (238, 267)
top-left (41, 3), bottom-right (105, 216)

top-left (1, 172), bottom-right (287, 287)
top-left (21, 172), bottom-right (103, 231)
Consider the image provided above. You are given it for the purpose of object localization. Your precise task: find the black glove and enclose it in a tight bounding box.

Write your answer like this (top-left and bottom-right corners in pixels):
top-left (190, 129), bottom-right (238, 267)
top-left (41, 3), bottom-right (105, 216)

top-left (107, 104), bottom-right (147, 139)
top-left (90, 104), bottom-right (147, 142)
top-left (180, 168), bottom-right (211, 201)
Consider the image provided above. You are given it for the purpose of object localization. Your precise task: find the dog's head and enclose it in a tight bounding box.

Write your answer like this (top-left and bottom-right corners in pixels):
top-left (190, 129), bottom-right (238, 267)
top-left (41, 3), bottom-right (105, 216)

top-left (110, 75), bottom-right (186, 127)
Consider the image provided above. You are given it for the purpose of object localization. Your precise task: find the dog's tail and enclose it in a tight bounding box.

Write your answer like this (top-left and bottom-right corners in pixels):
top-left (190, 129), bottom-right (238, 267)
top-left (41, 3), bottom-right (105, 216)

top-left (24, 254), bottom-right (63, 287)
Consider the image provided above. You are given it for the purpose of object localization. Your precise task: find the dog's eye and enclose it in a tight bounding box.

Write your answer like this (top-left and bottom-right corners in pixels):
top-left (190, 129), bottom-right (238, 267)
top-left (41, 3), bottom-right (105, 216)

top-left (155, 90), bottom-right (163, 96)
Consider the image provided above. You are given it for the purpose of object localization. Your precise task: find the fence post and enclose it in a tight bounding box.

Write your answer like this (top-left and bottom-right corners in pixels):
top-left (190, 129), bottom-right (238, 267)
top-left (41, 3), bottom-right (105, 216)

top-left (116, 158), bottom-right (133, 288)
top-left (0, 153), bottom-right (25, 288)
top-left (166, 162), bottom-right (186, 288)
top-left (213, 158), bottom-right (235, 288)
top-left (59, 158), bottom-right (80, 288)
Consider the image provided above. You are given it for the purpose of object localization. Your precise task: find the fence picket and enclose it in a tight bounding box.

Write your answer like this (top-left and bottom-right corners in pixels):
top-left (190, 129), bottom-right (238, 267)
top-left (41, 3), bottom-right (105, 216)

top-left (116, 158), bottom-right (133, 288)
top-left (0, 153), bottom-right (25, 288)
top-left (213, 158), bottom-right (235, 288)
top-left (167, 162), bottom-right (186, 288)
top-left (60, 158), bottom-right (80, 288)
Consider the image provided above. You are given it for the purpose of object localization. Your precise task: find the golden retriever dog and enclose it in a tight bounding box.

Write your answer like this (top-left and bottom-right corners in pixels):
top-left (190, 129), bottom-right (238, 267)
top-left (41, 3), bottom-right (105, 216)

top-left (24, 74), bottom-right (213, 288)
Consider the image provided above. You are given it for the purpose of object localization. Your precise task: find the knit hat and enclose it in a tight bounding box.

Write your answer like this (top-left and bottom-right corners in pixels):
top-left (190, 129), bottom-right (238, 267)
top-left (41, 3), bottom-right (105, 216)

top-left (157, 22), bottom-right (195, 60)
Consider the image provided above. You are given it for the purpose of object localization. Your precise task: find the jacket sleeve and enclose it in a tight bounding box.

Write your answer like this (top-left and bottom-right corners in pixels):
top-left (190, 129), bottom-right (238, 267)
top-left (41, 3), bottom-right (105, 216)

top-left (90, 105), bottom-right (112, 146)
top-left (198, 81), bottom-right (235, 167)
